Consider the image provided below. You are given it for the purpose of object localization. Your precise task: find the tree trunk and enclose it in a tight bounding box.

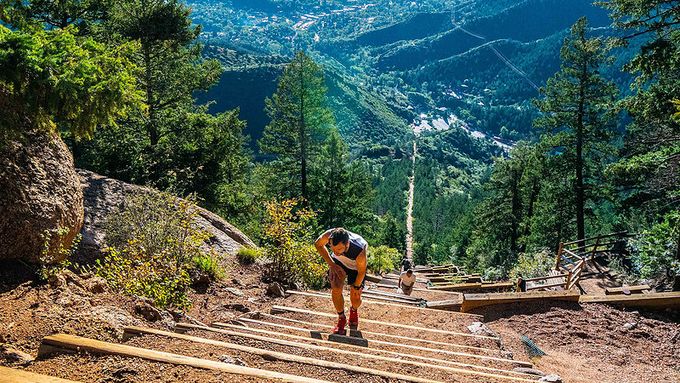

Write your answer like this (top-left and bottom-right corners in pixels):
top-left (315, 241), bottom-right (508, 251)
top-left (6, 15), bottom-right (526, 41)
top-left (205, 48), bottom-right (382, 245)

top-left (144, 44), bottom-right (158, 147)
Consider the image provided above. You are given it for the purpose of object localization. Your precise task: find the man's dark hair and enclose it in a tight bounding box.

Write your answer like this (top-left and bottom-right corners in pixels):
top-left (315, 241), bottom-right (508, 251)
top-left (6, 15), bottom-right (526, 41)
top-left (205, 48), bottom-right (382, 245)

top-left (329, 228), bottom-right (349, 246)
top-left (406, 269), bottom-right (413, 275)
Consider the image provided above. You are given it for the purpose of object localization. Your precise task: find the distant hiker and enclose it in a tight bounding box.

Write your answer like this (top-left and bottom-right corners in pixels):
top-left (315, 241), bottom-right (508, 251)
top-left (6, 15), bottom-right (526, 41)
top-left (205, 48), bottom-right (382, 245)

top-left (516, 275), bottom-right (527, 292)
top-left (401, 258), bottom-right (412, 273)
top-left (398, 269), bottom-right (416, 296)
top-left (314, 227), bottom-right (368, 335)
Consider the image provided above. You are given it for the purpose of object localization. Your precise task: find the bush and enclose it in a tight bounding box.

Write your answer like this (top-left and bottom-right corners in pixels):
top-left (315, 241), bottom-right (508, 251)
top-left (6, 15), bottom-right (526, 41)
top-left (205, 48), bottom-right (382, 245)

top-left (261, 199), bottom-right (328, 289)
top-left (192, 253), bottom-right (225, 280)
top-left (96, 192), bottom-right (217, 309)
top-left (367, 245), bottom-right (401, 274)
top-left (508, 250), bottom-right (555, 280)
top-left (631, 211), bottom-right (680, 281)
top-left (237, 247), bottom-right (261, 265)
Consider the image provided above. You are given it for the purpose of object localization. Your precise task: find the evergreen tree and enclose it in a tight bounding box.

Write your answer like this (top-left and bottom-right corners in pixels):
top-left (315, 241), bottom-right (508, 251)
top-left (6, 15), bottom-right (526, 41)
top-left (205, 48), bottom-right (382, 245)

top-left (259, 51), bottom-right (334, 202)
top-left (534, 17), bottom-right (618, 245)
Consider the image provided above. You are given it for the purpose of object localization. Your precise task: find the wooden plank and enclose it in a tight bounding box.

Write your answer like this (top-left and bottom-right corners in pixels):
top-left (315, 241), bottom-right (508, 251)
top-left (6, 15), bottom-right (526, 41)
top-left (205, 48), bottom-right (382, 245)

top-left (604, 285), bottom-right (650, 295)
top-left (283, 290), bottom-right (482, 318)
top-left (525, 282), bottom-right (567, 291)
top-left (522, 274), bottom-right (568, 283)
top-left (461, 290), bottom-right (581, 312)
top-left (123, 326), bottom-right (437, 383)
top-left (178, 323), bottom-right (537, 382)
top-left (425, 300), bottom-right (463, 310)
top-left (38, 334), bottom-right (328, 383)
top-left (234, 318), bottom-right (522, 366)
top-left (0, 366), bottom-right (81, 383)
top-left (286, 289), bottom-right (421, 307)
top-left (257, 312), bottom-right (495, 354)
top-left (272, 305), bottom-right (495, 340)
top-left (364, 288), bottom-right (424, 302)
top-left (376, 283), bottom-right (463, 296)
top-left (579, 292), bottom-right (680, 309)
top-left (429, 282), bottom-right (514, 292)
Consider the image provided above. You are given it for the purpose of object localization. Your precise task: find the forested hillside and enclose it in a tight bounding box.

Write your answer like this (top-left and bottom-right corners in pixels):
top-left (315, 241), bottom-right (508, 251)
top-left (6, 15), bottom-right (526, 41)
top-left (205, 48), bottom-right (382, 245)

top-left (2, 0), bottom-right (677, 292)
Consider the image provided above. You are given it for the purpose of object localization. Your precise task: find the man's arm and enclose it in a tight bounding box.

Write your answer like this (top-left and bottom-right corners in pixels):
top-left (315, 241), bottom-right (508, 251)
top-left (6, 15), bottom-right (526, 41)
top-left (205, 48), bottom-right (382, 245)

top-left (314, 229), bottom-right (334, 266)
top-left (353, 247), bottom-right (367, 288)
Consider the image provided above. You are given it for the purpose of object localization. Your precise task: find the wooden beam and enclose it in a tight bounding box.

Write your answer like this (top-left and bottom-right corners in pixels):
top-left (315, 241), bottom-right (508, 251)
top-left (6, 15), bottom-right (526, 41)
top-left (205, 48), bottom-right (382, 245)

top-left (604, 285), bottom-right (650, 295)
top-left (286, 289), bottom-right (420, 306)
top-left (177, 323), bottom-right (537, 382)
top-left (272, 305), bottom-right (495, 340)
top-left (38, 334), bottom-right (328, 383)
top-left (256, 312), bottom-right (496, 354)
top-left (364, 288), bottom-right (424, 302)
top-left (426, 300), bottom-right (463, 310)
top-left (0, 366), bottom-right (81, 383)
top-left (579, 292), bottom-right (680, 309)
top-left (461, 290), bottom-right (581, 312)
top-left (525, 282), bottom-right (567, 291)
top-left (429, 282), bottom-right (514, 292)
top-left (376, 283), bottom-right (463, 296)
top-left (522, 274), bottom-right (568, 283)
top-left (233, 317), bottom-right (526, 367)
top-left (123, 326), bottom-right (439, 383)
top-left (283, 290), bottom-right (482, 318)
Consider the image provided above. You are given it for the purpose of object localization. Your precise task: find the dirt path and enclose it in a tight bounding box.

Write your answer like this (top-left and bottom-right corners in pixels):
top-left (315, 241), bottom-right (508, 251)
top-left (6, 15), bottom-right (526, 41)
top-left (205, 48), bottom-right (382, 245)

top-left (405, 141), bottom-right (416, 262)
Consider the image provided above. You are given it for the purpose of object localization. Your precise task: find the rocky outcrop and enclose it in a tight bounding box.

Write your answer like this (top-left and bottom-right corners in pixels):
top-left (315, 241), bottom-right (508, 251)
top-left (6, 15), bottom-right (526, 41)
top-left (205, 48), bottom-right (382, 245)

top-left (78, 169), bottom-right (255, 261)
top-left (0, 131), bottom-right (84, 264)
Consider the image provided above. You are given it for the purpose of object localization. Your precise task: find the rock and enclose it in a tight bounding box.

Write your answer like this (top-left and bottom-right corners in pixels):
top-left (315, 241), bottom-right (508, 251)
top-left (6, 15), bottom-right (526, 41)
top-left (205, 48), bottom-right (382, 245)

top-left (135, 301), bottom-right (163, 322)
top-left (539, 374), bottom-right (563, 383)
top-left (225, 303), bottom-right (250, 313)
top-left (77, 169), bottom-right (254, 261)
top-left (85, 276), bottom-right (108, 294)
top-left (622, 322), bottom-right (638, 331)
top-left (467, 322), bottom-right (497, 337)
top-left (0, 130), bottom-right (84, 264)
top-left (266, 282), bottom-right (286, 298)
top-left (219, 355), bottom-right (248, 366)
top-left (225, 287), bottom-right (244, 297)
top-left (0, 344), bottom-right (34, 365)
top-left (513, 367), bottom-right (545, 376)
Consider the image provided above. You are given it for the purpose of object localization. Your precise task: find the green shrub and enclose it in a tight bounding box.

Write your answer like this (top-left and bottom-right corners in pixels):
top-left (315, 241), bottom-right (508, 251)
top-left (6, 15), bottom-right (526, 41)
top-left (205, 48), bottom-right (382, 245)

top-left (96, 192), bottom-right (215, 309)
top-left (192, 254), bottom-right (225, 280)
top-left (508, 250), bottom-right (555, 280)
top-left (37, 228), bottom-right (81, 282)
top-left (631, 210), bottom-right (680, 280)
top-left (261, 199), bottom-right (328, 289)
top-left (367, 245), bottom-right (402, 274)
top-left (236, 247), bottom-right (261, 265)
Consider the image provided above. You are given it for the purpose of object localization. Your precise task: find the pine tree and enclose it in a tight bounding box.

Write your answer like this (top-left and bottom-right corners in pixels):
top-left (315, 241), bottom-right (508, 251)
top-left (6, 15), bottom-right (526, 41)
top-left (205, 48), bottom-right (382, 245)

top-left (534, 17), bottom-right (618, 245)
top-left (259, 51), bottom-right (334, 202)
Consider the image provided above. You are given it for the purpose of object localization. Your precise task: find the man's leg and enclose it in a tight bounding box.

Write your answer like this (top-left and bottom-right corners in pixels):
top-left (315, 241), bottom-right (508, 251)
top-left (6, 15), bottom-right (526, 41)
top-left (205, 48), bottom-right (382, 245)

top-left (330, 263), bottom-right (347, 334)
top-left (349, 286), bottom-right (362, 310)
top-left (331, 284), bottom-right (345, 313)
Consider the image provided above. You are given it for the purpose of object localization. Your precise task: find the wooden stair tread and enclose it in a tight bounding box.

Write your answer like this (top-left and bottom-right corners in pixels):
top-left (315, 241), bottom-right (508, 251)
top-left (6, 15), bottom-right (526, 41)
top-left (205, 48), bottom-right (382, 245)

top-left (0, 366), bottom-right (81, 383)
top-left (38, 334), bottom-right (329, 383)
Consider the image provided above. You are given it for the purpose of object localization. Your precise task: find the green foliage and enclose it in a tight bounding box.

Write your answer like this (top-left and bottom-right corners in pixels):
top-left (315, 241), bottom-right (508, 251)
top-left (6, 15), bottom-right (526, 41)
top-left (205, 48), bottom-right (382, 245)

top-left (236, 247), bottom-right (262, 265)
top-left (261, 199), bottom-right (327, 289)
top-left (96, 192), bottom-right (217, 309)
top-left (630, 211), bottom-right (680, 280)
top-left (259, 51), bottom-right (334, 201)
top-left (0, 24), bottom-right (141, 141)
top-left (508, 250), bottom-right (555, 280)
top-left (367, 245), bottom-right (401, 274)
top-left (37, 228), bottom-right (81, 282)
top-left (192, 253), bottom-right (225, 280)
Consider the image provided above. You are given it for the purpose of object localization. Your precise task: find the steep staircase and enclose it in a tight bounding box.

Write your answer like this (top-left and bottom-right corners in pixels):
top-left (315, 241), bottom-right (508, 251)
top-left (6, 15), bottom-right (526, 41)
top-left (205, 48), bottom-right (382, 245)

top-left (9, 290), bottom-right (549, 383)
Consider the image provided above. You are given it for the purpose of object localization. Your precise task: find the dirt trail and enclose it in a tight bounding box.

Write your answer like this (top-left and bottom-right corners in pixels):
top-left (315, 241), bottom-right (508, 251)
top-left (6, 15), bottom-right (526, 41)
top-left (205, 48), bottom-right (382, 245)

top-left (405, 141), bottom-right (416, 262)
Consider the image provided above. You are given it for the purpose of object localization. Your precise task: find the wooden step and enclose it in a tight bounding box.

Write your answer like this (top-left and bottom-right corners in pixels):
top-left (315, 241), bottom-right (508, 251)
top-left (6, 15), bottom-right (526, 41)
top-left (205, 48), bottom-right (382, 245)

top-left (461, 290), bottom-right (581, 312)
top-left (255, 312), bottom-right (497, 354)
top-left (376, 283), bottom-right (463, 296)
top-left (0, 366), bottom-right (80, 383)
top-left (123, 326), bottom-right (440, 383)
top-left (429, 282), bottom-right (514, 292)
top-left (38, 334), bottom-right (329, 383)
top-left (229, 317), bottom-right (528, 367)
top-left (604, 285), bottom-right (651, 295)
top-left (283, 290), bottom-right (482, 319)
top-left (175, 323), bottom-right (538, 382)
top-left (272, 304), bottom-right (495, 340)
top-left (579, 291), bottom-right (680, 309)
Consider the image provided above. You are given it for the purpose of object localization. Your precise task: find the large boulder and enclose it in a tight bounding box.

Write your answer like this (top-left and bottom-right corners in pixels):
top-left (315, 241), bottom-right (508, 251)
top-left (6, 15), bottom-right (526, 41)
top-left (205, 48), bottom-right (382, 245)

top-left (0, 130), bottom-right (84, 264)
top-left (78, 169), bottom-right (255, 261)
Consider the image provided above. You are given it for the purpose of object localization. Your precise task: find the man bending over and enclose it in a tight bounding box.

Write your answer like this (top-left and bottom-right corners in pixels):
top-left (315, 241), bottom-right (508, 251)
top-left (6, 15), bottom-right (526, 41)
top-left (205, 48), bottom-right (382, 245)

top-left (315, 227), bottom-right (368, 335)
